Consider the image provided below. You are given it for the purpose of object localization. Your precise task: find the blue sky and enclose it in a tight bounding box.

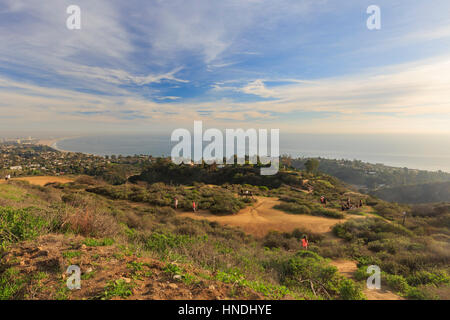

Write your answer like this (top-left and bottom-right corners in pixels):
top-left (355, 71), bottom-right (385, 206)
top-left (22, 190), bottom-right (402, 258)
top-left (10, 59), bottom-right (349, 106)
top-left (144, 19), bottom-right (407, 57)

top-left (0, 0), bottom-right (450, 134)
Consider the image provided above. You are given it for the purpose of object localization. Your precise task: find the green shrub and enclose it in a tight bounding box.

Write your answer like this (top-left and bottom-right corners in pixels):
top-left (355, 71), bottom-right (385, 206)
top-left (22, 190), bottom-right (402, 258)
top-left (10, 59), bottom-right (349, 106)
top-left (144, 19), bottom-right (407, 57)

top-left (406, 270), bottom-right (450, 287)
top-left (281, 252), bottom-right (343, 299)
top-left (101, 279), bottom-right (134, 300)
top-left (0, 268), bottom-right (27, 300)
top-left (339, 279), bottom-right (366, 300)
top-left (145, 232), bottom-right (207, 254)
top-left (274, 203), bottom-right (311, 215)
top-left (385, 274), bottom-right (409, 293)
top-left (83, 238), bottom-right (115, 247)
top-left (0, 207), bottom-right (48, 248)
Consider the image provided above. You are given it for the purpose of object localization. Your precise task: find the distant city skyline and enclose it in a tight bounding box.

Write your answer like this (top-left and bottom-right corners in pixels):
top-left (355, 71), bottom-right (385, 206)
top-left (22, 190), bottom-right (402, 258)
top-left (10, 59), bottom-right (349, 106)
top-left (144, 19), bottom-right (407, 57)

top-left (0, 0), bottom-right (450, 134)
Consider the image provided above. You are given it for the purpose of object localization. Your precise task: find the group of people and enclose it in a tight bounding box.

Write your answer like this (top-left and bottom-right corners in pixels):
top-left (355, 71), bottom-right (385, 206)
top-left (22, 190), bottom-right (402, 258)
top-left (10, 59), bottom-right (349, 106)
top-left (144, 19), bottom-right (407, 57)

top-left (173, 197), bottom-right (198, 213)
top-left (341, 198), bottom-right (364, 211)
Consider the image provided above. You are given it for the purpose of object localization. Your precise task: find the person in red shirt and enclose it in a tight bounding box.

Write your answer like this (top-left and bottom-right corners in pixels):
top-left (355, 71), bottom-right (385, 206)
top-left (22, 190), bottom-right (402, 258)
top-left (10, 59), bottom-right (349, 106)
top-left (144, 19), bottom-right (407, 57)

top-left (301, 236), bottom-right (308, 250)
top-left (192, 201), bottom-right (197, 212)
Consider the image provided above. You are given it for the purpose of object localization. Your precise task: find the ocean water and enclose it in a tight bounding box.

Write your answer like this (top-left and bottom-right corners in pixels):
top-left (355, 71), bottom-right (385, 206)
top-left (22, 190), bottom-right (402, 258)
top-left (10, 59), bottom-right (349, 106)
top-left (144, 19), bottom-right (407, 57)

top-left (56, 133), bottom-right (450, 173)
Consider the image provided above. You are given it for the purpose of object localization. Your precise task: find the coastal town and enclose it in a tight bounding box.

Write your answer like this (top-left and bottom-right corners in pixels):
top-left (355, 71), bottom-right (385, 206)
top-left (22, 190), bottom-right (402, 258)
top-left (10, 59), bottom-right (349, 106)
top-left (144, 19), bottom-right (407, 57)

top-left (0, 141), bottom-right (151, 181)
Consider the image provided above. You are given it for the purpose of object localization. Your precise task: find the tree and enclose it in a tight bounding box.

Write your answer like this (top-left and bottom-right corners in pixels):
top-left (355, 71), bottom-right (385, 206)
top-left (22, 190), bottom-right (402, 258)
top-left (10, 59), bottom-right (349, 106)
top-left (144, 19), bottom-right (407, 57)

top-left (305, 159), bottom-right (319, 174)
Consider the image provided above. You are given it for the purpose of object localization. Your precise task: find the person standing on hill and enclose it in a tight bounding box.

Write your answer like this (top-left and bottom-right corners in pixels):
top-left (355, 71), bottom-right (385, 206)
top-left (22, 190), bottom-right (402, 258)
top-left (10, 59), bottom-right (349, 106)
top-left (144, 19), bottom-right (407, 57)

top-left (174, 197), bottom-right (178, 209)
top-left (192, 201), bottom-right (197, 213)
top-left (301, 236), bottom-right (309, 250)
top-left (359, 199), bottom-right (363, 207)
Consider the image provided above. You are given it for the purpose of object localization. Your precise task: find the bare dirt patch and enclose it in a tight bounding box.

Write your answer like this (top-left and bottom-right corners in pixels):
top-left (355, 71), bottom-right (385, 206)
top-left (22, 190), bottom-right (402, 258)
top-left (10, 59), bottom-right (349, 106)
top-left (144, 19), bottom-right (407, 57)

top-left (12, 176), bottom-right (74, 186)
top-left (179, 197), bottom-right (354, 238)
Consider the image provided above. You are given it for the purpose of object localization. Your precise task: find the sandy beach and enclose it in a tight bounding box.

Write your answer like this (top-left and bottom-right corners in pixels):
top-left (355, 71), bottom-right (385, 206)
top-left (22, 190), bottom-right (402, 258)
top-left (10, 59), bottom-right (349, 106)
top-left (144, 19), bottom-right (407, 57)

top-left (38, 138), bottom-right (70, 152)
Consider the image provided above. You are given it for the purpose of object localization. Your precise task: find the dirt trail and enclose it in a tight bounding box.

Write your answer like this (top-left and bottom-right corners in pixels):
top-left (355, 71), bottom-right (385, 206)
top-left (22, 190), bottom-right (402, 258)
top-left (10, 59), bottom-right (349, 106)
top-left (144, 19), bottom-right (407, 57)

top-left (1, 176), bottom-right (74, 186)
top-left (179, 196), bottom-right (356, 238)
top-left (330, 260), bottom-right (404, 300)
top-left (180, 197), bottom-right (403, 300)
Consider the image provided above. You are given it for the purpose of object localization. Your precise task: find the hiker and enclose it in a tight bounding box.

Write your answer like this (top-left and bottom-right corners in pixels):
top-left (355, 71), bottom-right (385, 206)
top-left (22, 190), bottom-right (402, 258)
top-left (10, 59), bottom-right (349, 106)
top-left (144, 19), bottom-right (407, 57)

top-left (359, 199), bottom-right (363, 207)
top-left (320, 196), bottom-right (324, 204)
top-left (301, 236), bottom-right (309, 250)
top-left (323, 197), bottom-right (327, 206)
top-left (174, 197), bottom-right (178, 209)
top-left (192, 201), bottom-right (197, 213)
top-left (347, 198), bottom-right (351, 207)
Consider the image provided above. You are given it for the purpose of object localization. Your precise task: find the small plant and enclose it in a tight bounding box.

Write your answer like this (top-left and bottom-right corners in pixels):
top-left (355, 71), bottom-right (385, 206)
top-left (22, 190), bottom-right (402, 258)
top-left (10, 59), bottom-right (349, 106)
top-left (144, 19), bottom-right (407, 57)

top-left (62, 251), bottom-right (82, 259)
top-left (54, 285), bottom-right (70, 300)
top-left (163, 263), bottom-right (183, 275)
top-left (0, 268), bottom-right (27, 300)
top-left (127, 261), bottom-right (144, 273)
top-left (83, 238), bottom-right (114, 247)
top-left (102, 279), bottom-right (134, 300)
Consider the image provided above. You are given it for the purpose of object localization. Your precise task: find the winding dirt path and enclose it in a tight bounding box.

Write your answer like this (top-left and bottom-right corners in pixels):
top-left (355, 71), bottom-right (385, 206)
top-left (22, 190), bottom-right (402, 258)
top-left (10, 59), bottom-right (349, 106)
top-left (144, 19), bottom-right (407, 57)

top-left (179, 196), bottom-right (354, 238)
top-left (0, 176), bottom-right (74, 186)
top-left (330, 260), bottom-right (404, 300)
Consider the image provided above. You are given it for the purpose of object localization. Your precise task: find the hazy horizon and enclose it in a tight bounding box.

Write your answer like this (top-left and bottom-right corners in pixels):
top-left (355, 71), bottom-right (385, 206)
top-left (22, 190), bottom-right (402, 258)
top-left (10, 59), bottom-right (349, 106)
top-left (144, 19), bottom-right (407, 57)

top-left (47, 132), bottom-right (450, 173)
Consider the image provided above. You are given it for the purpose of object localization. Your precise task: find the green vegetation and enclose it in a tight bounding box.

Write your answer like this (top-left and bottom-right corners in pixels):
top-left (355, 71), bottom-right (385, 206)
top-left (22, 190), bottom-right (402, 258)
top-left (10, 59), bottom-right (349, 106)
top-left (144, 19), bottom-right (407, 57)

top-left (87, 183), bottom-right (252, 215)
top-left (0, 207), bottom-right (48, 249)
top-left (0, 268), bottom-right (27, 300)
top-left (371, 181), bottom-right (450, 204)
top-left (288, 157), bottom-right (450, 203)
top-left (101, 279), bottom-right (135, 300)
top-left (83, 238), bottom-right (115, 247)
top-left (331, 216), bottom-right (450, 299)
top-left (1, 155), bottom-right (448, 300)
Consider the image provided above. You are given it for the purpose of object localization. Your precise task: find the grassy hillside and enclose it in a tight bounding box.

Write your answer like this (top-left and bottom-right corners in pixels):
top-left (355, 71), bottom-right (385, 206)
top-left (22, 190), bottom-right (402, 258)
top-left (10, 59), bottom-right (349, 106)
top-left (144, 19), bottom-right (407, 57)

top-left (1, 163), bottom-right (449, 300)
top-left (371, 181), bottom-right (450, 204)
top-left (287, 157), bottom-right (450, 204)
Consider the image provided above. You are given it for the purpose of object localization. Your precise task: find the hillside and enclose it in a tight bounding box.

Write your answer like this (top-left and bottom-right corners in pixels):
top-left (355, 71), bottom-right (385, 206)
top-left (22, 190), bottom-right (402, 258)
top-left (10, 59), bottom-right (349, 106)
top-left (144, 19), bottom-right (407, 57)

top-left (371, 181), bottom-right (450, 204)
top-left (1, 160), bottom-right (449, 300)
top-left (287, 157), bottom-right (450, 203)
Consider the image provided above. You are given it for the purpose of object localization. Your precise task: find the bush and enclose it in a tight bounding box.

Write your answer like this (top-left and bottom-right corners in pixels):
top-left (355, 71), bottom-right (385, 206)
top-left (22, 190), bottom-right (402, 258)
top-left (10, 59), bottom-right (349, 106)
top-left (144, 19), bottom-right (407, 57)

top-left (406, 270), bottom-right (450, 287)
top-left (274, 203), bottom-right (311, 215)
top-left (385, 274), bottom-right (409, 293)
top-left (339, 279), bottom-right (366, 300)
top-left (263, 231), bottom-right (298, 250)
top-left (0, 207), bottom-right (48, 248)
top-left (280, 252), bottom-right (345, 299)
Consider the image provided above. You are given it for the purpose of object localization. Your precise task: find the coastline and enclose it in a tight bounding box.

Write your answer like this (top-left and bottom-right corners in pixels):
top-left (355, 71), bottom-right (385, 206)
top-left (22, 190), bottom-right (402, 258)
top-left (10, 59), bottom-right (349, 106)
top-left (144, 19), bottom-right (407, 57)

top-left (38, 138), bottom-right (71, 153)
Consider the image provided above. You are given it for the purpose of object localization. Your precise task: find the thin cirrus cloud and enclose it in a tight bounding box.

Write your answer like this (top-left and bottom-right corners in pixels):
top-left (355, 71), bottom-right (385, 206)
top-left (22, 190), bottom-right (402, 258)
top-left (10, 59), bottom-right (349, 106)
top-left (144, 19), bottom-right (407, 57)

top-left (0, 0), bottom-right (449, 134)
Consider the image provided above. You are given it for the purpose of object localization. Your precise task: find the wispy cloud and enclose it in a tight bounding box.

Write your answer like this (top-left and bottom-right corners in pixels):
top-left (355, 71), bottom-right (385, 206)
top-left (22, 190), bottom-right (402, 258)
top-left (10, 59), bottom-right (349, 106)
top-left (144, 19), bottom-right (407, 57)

top-left (0, 0), bottom-right (449, 134)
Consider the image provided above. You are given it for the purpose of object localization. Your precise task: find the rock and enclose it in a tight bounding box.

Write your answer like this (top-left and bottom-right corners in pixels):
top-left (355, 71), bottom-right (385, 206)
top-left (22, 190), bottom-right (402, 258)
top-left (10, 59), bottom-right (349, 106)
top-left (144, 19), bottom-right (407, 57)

top-left (121, 277), bottom-right (132, 284)
top-left (84, 267), bottom-right (93, 274)
top-left (81, 244), bottom-right (87, 250)
top-left (208, 285), bottom-right (216, 290)
top-left (168, 283), bottom-right (178, 289)
top-left (173, 275), bottom-right (182, 280)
